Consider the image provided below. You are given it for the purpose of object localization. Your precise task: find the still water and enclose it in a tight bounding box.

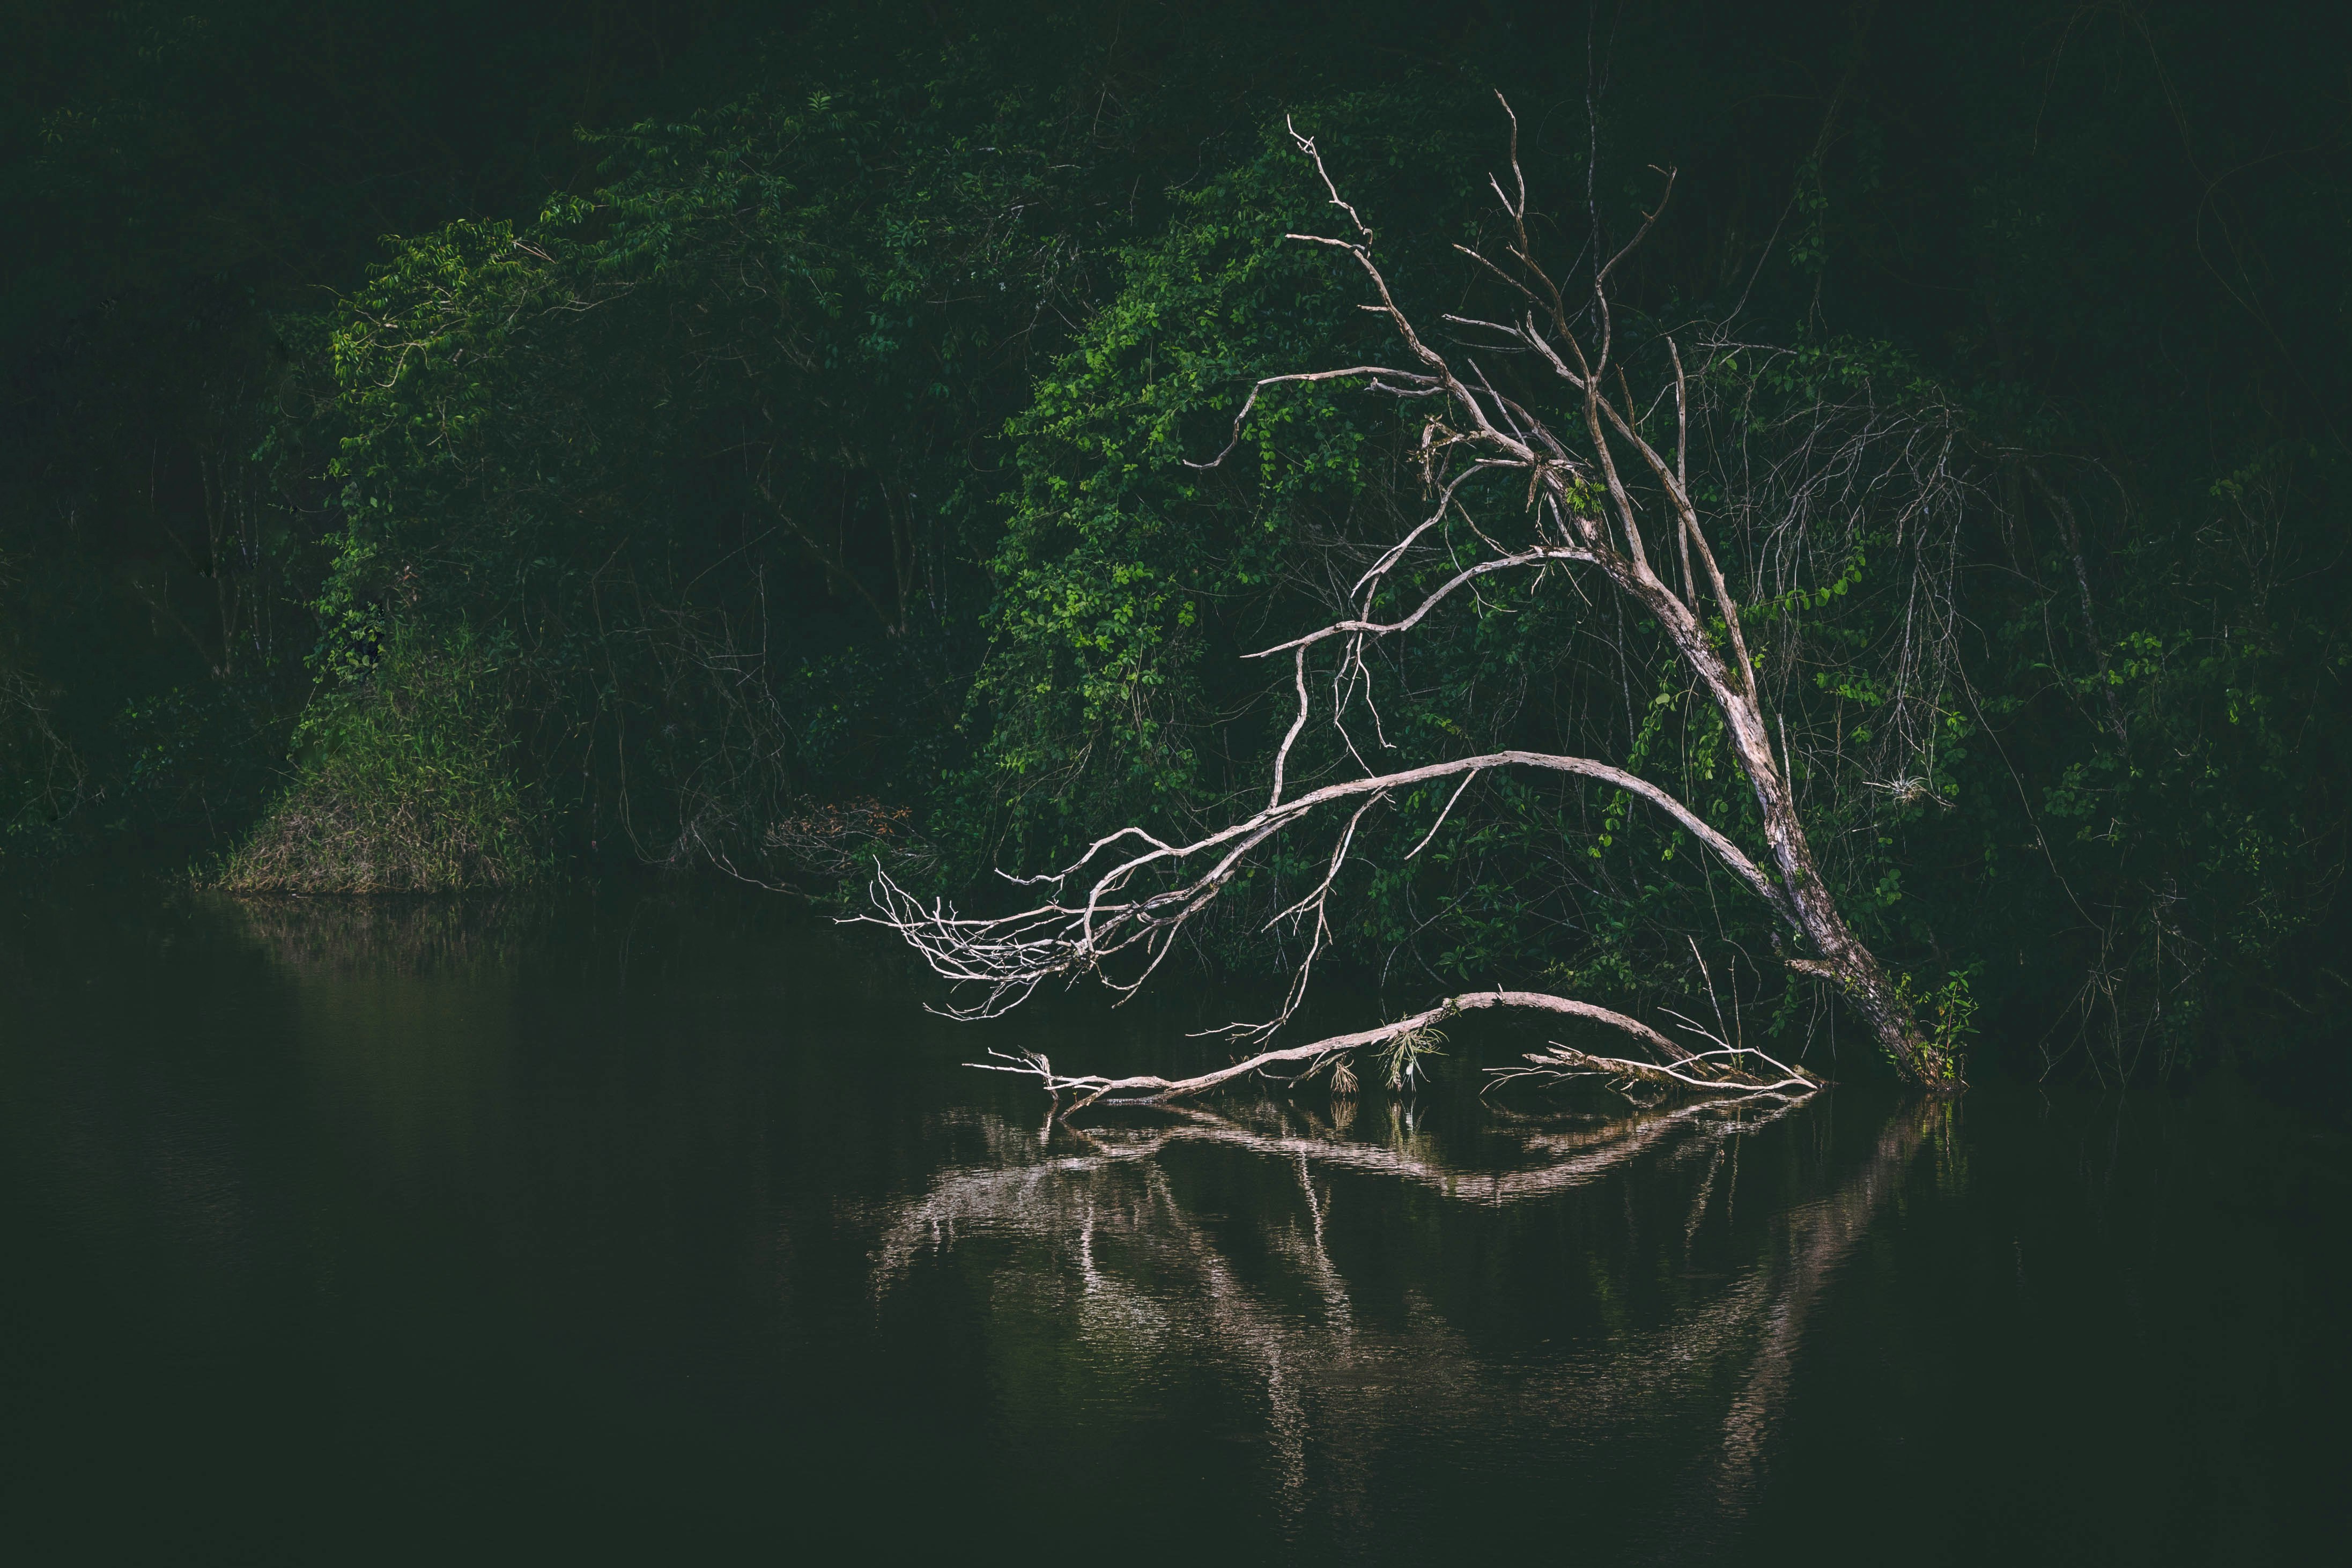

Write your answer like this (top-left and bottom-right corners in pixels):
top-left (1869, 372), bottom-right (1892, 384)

top-left (1, 882), bottom-right (2343, 1562)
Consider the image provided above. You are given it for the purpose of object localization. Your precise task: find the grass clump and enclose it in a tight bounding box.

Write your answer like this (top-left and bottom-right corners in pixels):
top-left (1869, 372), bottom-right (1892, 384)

top-left (216, 627), bottom-right (548, 894)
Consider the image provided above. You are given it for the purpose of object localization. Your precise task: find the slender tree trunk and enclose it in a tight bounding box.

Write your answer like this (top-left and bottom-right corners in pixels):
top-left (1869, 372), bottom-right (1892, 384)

top-left (1618, 553), bottom-right (1952, 1086)
top-left (872, 99), bottom-right (1965, 1101)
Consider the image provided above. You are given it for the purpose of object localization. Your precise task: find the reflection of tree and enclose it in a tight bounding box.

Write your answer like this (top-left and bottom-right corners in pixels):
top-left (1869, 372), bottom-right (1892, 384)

top-left (218, 891), bottom-right (536, 978)
top-left (1706, 1104), bottom-right (1932, 1511)
top-left (874, 1094), bottom-right (1933, 1530)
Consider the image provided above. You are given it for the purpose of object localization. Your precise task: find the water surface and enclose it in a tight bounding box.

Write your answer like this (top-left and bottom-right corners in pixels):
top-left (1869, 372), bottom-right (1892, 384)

top-left (2, 884), bottom-right (2343, 1562)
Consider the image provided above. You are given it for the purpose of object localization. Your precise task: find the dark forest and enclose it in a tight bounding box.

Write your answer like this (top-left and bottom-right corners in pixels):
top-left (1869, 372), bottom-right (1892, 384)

top-left (8, 0), bottom-right (2350, 1091)
top-left (10, 7), bottom-right (2352, 1560)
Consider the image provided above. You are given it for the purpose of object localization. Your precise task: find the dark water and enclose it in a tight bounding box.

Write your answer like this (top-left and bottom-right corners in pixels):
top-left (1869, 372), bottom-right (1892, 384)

top-left (1, 884), bottom-right (2344, 1563)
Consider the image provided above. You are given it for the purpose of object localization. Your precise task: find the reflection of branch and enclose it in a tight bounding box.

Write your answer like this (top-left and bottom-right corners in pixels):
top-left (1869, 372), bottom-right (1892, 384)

top-left (877, 1093), bottom-right (1813, 1285)
top-left (1149, 1096), bottom-right (1811, 1203)
top-left (1711, 1105), bottom-right (1928, 1508)
top-left (872, 1096), bottom-right (1932, 1528)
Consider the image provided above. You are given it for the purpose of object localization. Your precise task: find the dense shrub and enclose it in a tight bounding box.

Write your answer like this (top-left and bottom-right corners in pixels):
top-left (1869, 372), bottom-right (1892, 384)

top-left (216, 629), bottom-right (548, 893)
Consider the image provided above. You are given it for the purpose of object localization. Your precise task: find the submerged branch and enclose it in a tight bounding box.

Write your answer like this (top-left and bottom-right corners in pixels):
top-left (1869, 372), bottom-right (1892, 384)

top-left (964, 989), bottom-right (1817, 1114)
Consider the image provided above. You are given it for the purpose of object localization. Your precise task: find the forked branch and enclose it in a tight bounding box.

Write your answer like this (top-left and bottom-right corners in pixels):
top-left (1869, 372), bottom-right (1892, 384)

top-left (870, 95), bottom-right (1956, 1103)
top-left (964, 989), bottom-right (1817, 1115)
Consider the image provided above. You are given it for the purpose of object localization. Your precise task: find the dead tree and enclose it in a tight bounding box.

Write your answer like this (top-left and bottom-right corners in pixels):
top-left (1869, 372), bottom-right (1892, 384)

top-left (869, 100), bottom-right (1961, 1102)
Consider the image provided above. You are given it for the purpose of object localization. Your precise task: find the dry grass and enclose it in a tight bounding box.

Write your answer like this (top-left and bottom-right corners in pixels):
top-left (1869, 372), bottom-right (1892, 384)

top-left (215, 773), bottom-right (540, 893)
top-left (213, 628), bottom-right (548, 894)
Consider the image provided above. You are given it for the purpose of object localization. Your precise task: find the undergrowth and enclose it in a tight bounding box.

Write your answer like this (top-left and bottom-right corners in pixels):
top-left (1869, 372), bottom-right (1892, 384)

top-left (214, 627), bottom-right (549, 893)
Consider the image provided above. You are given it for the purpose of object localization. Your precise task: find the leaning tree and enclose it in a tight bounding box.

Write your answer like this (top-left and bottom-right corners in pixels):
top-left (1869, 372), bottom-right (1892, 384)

top-left (870, 100), bottom-right (1965, 1106)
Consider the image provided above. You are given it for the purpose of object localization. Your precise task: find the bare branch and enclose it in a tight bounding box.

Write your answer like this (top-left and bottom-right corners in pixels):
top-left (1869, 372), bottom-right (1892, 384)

top-left (871, 97), bottom-right (1960, 1098)
top-left (863, 744), bottom-right (1793, 1033)
top-left (959, 986), bottom-right (1816, 1113)
top-left (1182, 366), bottom-right (1438, 471)
top-left (1489, 1041), bottom-right (1818, 1098)
top-left (1249, 545), bottom-right (1595, 659)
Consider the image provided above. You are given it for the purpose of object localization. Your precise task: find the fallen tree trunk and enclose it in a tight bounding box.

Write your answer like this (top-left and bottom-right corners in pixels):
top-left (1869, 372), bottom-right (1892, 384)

top-left (968, 989), bottom-right (1821, 1114)
top-left (868, 97), bottom-right (1962, 1104)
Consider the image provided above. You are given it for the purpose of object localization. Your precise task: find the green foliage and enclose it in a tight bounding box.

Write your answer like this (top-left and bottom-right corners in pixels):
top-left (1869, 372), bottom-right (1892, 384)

top-left (964, 94), bottom-right (1484, 860)
top-left (1892, 968), bottom-right (1978, 1087)
top-left (215, 627), bottom-right (549, 893)
top-left (278, 10), bottom-right (1231, 867)
top-left (1378, 1025), bottom-right (1447, 1092)
top-left (5, 0), bottom-right (2349, 1085)
top-left (0, 665), bottom-right (85, 854)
